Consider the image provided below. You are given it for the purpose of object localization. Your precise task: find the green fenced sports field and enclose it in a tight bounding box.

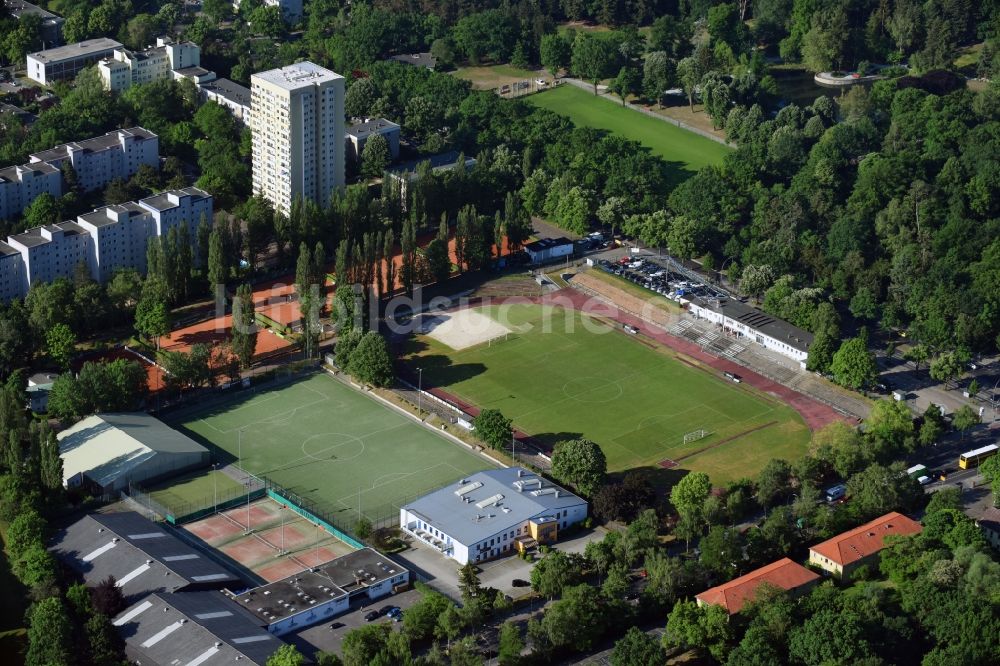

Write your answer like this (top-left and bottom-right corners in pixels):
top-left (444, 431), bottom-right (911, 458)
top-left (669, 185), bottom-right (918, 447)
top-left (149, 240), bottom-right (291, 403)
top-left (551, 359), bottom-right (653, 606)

top-left (526, 84), bottom-right (731, 175)
top-left (405, 305), bottom-right (810, 484)
top-left (168, 373), bottom-right (493, 525)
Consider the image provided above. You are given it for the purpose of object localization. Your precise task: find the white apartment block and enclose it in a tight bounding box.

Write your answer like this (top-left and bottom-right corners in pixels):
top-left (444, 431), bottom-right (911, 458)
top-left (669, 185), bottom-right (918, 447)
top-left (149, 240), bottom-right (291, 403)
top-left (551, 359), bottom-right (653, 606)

top-left (234, 0), bottom-right (302, 22)
top-left (1, 188), bottom-right (211, 299)
top-left (27, 38), bottom-right (123, 85)
top-left (98, 38), bottom-right (206, 93)
top-left (250, 61), bottom-right (344, 216)
top-left (198, 78), bottom-right (252, 124)
top-left (28, 127), bottom-right (159, 193)
top-left (0, 162), bottom-right (62, 221)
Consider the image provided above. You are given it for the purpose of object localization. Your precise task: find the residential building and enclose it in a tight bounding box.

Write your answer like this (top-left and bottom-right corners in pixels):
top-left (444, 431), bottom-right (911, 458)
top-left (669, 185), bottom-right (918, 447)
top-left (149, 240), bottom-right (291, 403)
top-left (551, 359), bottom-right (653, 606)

top-left (28, 127), bottom-right (159, 192)
top-left (138, 186), bottom-right (213, 251)
top-left (26, 37), bottom-right (122, 85)
top-left (400, 467), bottom-right (588, 565)
top-left (199, 77), bottom-right (252, 124)
top-left (388, 52), bottom-right (437, 70)
top-left (51, 512), bottom-right (240, 600)
top-left (5, 0), bottom-right (64, 47)
top-left (228, 548), bottom-right (409, 635)
top-left (688, 296), bottom-right (814, 366)
top-left (114, 592), bottom-right (287, 666)
top-left (250, 61), bottom-right (345, 215)
top-left (75, 202), bottom-right (156, 281)
top-left (695, 558), bottom-right (820, 614)
top-left (524, 237), bottom-right (574, 265)
top-left (0, 242), bottom-right (25, 302)
top-left (57, 412), bottom-right (210, 494)
top-left (26, 371), bottom-right (58, 412)
top-left (345, 118), bottom-right (400, 164)
top-left (97, 38), bottom-right (205, 93)
top-left (7, 221), bottom-right (91, 290)
top-left (0, 161), bottom-right (61, 221)
top-left (808, 511), bottom-right (923, 579)
top-left (966, 504), bottom-right (1000, 550)
top-left (0, 102), bottom-right (38, 127)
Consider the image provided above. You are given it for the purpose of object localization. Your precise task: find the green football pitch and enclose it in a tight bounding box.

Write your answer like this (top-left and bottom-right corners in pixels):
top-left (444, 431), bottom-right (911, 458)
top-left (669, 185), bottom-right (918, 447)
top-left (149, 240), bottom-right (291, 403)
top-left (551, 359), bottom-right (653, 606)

top-left (168, 373), bottom-right (493, 524)
top-left (526, 84), bottom-right (730, 176)
top-left (405, 305), bottom-right (810, 484)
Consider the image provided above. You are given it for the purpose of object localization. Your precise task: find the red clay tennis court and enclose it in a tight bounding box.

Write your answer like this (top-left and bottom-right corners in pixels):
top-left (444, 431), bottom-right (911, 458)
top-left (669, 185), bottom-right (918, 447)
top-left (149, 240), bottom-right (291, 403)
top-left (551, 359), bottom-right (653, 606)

top-left (73, 347), bottom-right (168, 394)
top-left (159, 313), bottom-right (294, 359)
top-left (182, 497), bottom-right (356, 582)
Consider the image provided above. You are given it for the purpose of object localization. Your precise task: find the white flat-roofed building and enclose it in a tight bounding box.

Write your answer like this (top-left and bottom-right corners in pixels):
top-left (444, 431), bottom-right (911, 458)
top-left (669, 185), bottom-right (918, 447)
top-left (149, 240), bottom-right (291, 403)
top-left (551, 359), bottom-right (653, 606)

top-left (75, 202), bottom-right (155, 282)
top-left (0, 242), bottom-right (25, 302)
top-left (345, 117), bottom-right (400, 165)
top-left (29, 127), bottom-right (159, 192)
top-left (199, 77), bottom-right (252, 124)
top-left (138, 186), bottom-right (212, 256)
top-left (98, 38), bottom-right (203, 92)
top-left (400, 467), bottom-right (588, 565)
top-left (27, 37), bottom-right (123, 84)
top-left (251, 62), bottom-right (344, 216)
top-left (688, 296), bottom-right (814, 366)
top-left (7, 221), bottom-right (91, 292)
top-left (0, 161), bottom-right (62, 221)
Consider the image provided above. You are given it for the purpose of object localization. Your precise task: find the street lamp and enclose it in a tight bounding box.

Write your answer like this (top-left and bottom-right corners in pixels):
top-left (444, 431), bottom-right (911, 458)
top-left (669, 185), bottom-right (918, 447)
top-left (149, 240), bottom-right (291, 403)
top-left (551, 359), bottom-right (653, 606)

top-left (212, 462), bottom-right (218, 516)
top-left (417, 367), bottom-right (424, 419)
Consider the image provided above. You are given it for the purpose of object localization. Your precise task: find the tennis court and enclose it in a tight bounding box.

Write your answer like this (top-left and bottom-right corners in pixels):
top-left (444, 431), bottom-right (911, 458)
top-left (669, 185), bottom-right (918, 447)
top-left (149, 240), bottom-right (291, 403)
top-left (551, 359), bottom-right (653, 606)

top-left (168, 372), bottom-right (494, 525)
top-left (183, 496), bottom-right (355, 582)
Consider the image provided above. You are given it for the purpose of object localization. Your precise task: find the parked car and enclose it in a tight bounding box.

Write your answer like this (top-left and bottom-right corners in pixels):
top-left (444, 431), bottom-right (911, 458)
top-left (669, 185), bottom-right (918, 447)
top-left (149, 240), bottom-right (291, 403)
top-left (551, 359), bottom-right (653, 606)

top-left (385, 606), bottom-right (402, 618)
top-left (512, 579), bottom-right (530, 587)
top-left (364, 610), bottom-right (380, 622)
top-left (329, 622), bottom-right (345, 630)
top-left (378, 605), bottom-right (396, 616)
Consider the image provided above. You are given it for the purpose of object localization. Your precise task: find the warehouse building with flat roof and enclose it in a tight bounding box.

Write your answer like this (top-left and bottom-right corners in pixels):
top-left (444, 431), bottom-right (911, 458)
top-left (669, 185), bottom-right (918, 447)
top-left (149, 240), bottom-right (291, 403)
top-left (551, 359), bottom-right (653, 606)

top-left (27, 38), bottom-right (123, 84)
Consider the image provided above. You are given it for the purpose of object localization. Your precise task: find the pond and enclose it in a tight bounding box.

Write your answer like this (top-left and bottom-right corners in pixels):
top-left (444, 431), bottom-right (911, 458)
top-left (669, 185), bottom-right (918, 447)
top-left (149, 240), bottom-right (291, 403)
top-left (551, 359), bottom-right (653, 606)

top-left (771, 67), bottom-right (859, 109)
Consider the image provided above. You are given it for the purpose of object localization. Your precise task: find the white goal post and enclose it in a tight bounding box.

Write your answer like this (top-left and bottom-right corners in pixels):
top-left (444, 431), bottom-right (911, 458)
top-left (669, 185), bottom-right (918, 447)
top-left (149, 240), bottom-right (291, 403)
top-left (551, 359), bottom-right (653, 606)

top-left (683, 429), bottom-right (710, 444)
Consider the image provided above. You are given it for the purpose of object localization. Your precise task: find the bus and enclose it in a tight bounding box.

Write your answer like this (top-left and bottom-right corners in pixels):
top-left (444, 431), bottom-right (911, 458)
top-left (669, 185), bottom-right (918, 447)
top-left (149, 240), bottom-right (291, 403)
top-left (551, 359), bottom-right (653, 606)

top-left (958, 444), bottom-right (999, 469)
top-left (906, 464), bottom-right (927, 478)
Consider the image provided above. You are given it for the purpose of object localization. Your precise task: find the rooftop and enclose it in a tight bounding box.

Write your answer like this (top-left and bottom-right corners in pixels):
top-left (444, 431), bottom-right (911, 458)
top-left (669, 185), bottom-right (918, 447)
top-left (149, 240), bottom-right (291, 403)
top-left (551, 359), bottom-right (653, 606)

top-left (138, 186), bottom-right (211, 212)
top-left (173, 65), bottom-right (213, 78)
top-left (691, 296), bottom-right (815, 353)
top-left (29, 127), bottom-right (156, 164)
top-left (389, 52), bottom-right (437, 69)
top-left (0, 161), bottom-right (59, 182)
top-left (695, 558), bottom-right (820, 614)
top-left (28, 38), bottom-right (122, 64)
top-left (251, 61), bottom-right (343, 92)
top-left (200, 77), bottom-right (252, 106)
top-left (51, 512), bottom-right (240, 599)
top-left (0, 241), bottom-right (19, 257)
top-left (810, 511), bottom-right (922, 566)
top-left (5, 0), bottom-right (61, 21)
top-left (229, 548), bottom-right (407, 624)
top-left (114, 592), bottom-right (285, 666)
top-left (346, 118), bottom-right (400, 139)
top-left (402, 467), bottom-right (586, 545)
top-left (77, 202), bottom-right (149, 228)
top-left (27, 371), bottom-right (59, 386)
top-left (0, 102), bottom-right (37, 125)
top-left (57, 412), bottom-right (208, 489)
top-left (389, 151), bottom-right (476, 178)
top-left (525, 237), bottom-right (573, 253)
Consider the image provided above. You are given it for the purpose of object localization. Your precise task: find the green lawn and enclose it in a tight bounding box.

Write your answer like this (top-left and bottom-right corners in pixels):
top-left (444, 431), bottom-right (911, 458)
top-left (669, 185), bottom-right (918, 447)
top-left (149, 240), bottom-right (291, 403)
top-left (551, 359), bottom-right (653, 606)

top-left (404, 305), bottom-right (809, 484)
top-left (526, 83), bottom-right (731, 176)
top-left (168, 373), bottom-right (492, 524)
top-left (145, 468), bottom-right (246, 516)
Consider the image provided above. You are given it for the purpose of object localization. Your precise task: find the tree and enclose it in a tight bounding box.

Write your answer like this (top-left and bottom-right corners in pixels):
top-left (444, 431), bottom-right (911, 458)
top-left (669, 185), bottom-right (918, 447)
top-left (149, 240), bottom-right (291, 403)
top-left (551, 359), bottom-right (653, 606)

top-left (457, 562), bottom-right (482, 602)
top-left (929, 351), bottom-right (965, 386)
top-left (540, 33), bottom-right (571, 78)
top-left (347, 331), bottom-right (393, 387)
top-left (830, 333), bottom-right (878, 390)
top-left (756, 458), bottom-right (792, 507)
top-left (551, 438), bottom-right (607, 496)
top-left (44, 322), bottom-right (75, 370)
top-left (530, 549), bottom-right (583, 599)
top-left (801, 4), bottom-right (849, 72)
top-left (699, 525), bottom-right (744, 577)
top-left (919, 403), bottom-right (946, 447)
top-left (202, 0), bottom-right (233, 22)
top-left (472, 408), bottom-right (513, 450)
top-left (663, 600), bottom-right (731, 662)
top-left (670, 472), bottom-right (712, 525)
top-left (498, 620), bottom-right (524, 666)
top-left (572, 34), bottom-right (620, 94)
top-left (90, 576), bottom-right (126, 617)
top-left (788, 609), bottom-right (873, 664)
top-left (402, 588), bottom-right (454, 641)
top-left (85, 613), bottom-right (124, 666)
top-left (134, 283), bottom-right (170, 348)
top-left (847, 462), bottom-right (923, 519)
top-left (642, 51), bottom-right (672, 105)
top-left (267, 644), bottom-right (306, 666)
top-left (612, 626), bottom-right (665, 666)
top-left (6, 509), bottom-right (45, 560)
top-left (424, 238), bottom-right (451, 283)
top-left (25, 597), bottom-right (73, 666)
top-left (952, 404), bottom-right (979, 438)
top-left (541, 584), bottom-right (607, 651)
top-left (676, 56), bottom-right (701, 111)
top-left (231, 283), bottom-right (258, 370)
top-left (361, 133), bottom-right (392, 179)
top-left (38, 428), bottom-right (62, 492)
top-left (22, 193), bottom-right (61, 228)
top-left (609, 66), bottom-right (641, 106)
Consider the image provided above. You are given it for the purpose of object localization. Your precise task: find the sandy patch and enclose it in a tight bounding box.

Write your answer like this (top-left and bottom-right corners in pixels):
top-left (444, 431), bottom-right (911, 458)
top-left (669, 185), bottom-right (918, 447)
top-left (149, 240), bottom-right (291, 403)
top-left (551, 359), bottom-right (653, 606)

top-left (418, 309), bottom-right (511, 350)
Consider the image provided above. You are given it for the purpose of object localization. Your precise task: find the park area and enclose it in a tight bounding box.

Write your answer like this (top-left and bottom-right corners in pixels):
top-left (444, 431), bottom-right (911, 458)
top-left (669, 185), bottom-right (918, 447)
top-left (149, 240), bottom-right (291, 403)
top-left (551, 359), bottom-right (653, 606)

top-left (525, 83), bottom-right (731, 175)
top-left (404, 304), bottom-right (810, 484)
top-left (166, 372), bottom-right (493, 526)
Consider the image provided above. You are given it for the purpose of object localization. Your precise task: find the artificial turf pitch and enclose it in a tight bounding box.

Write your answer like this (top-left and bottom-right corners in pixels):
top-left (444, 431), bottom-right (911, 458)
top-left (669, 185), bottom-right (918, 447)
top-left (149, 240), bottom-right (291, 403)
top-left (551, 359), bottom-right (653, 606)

top-left (406, 305), bottom-right (810, 484)
top-left (525, 84), bottom-right (731, 175)
top-left (168, 373), bottom-right (492, 524)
